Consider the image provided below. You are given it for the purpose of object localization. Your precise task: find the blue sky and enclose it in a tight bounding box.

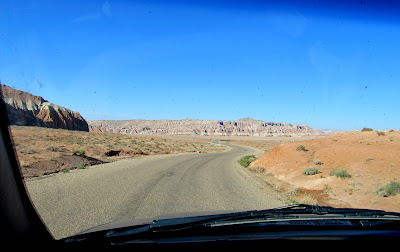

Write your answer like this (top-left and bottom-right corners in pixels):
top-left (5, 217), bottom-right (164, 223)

top-left (1, 0), bottom-right (400, 130)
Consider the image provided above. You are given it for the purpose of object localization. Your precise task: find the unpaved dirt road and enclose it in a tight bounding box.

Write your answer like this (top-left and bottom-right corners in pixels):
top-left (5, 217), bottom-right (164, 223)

top-left (25, 143), bottom-right (285, 239)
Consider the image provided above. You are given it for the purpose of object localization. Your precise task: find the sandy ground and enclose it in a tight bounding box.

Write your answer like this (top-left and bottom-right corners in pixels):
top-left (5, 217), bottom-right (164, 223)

top-left (250, 130), bottom-right (400, 212)
top-left (9, 126), bottom-right (227, 179)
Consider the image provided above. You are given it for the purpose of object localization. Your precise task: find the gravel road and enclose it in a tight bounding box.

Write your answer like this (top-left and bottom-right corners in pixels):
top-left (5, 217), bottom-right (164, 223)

top-left (25, 143), bottom-right (285, 239)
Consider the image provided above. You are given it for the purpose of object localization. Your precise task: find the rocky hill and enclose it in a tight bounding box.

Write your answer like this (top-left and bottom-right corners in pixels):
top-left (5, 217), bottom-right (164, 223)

top-left (1, 84), bottom-right (89, 132)
top-left (88, 117), bottom-right (318, 137)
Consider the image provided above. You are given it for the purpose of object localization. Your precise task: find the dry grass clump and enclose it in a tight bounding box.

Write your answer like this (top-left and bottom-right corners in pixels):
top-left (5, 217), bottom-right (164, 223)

top-left (330, 169), bottom-right (351, 178)
top-left (376, 180), bottom-right (400, 197)
top-left (361, 128), bottom-right (373, 132)
top-left (376, 131), bottom-right (386, 136)
top-left (302, 167), bottom-right (320, 176)
top-left (296, 145), bottom-right (307, 151)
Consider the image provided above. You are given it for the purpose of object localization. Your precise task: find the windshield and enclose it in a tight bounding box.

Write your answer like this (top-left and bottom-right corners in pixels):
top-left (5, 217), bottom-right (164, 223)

top-left (1, 0), bottom-right (400, 240)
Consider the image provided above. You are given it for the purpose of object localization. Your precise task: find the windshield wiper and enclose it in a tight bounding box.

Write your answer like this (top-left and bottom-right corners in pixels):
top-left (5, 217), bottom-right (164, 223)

top-left (202, 204), bottom-right (400, 226)
top-left (219, 204), bottom-right (400, 219)
top-left (63, 204), bottom-right (400, 247)
top-left (100, 204), bottom-right (400, 239)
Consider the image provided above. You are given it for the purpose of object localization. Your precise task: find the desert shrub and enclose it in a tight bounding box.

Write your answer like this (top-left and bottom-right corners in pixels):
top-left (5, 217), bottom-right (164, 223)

top-left (47, 145), bottom-right (59, 152)
top-left (296, 145), bottom-right (307, 151)
top-left (313, 159), bottom-right (322, 165)
top-left (78, 163), bottom-right (86, 169)
top-left (19, 148), bottom-right (36, 154)
top-left (376, 180), bottom-right (400, 197)
top-left (72, 149), bottom-right (85, 156)
top-left (46, 145), bottom-right (66, 152)
top-left (361, 128), bottom-right (373, 132)
top-left (330, 169), bottom-right (351, 178)
top-left (302, 167), bottom-right (320, 176)
top-left (238, 155), bottom-right (256, 168)
top-left (376, 131), bottom-right (386, 136)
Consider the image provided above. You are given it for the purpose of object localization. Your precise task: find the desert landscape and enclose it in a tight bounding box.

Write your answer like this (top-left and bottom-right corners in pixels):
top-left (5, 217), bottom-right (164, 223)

top-left (13, 125), bottom-right (400, 212)
top-left (10, 126), bottom-right (227, 179)
top-left (3, 84), bottom-right (400, 212)
top-left (248, 129), bottom-right (400, 212)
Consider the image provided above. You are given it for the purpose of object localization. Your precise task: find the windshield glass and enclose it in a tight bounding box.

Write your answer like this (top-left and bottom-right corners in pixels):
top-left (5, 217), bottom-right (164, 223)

top-left (2, 0), bottom-right (400, 240)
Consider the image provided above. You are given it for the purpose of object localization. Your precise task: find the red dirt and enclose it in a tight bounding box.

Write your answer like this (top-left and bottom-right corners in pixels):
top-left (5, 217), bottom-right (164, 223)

top-left (251, 131), bottom-right (400, 212)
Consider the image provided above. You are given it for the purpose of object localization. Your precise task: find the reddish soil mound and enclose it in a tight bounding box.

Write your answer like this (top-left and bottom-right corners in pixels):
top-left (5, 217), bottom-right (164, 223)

top-left (22, 154), bottom-right (106, 179)
top-left (251, 131), bottom-right (400, 212)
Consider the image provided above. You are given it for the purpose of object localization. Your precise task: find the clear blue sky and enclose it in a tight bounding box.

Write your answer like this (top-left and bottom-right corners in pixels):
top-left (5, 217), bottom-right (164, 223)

top-left (1, 0), bottom-right (400, 130)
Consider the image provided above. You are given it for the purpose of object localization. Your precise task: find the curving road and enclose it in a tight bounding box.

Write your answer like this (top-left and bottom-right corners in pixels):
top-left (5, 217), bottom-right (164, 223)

top-left (25, 143), bottom-right (285, 239)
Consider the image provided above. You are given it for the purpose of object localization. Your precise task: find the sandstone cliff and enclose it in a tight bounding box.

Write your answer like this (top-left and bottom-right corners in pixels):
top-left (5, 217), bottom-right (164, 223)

top-left (1, 84), bottom-right (89, 132)
top-left (88, 117), bottom-right (318, 137)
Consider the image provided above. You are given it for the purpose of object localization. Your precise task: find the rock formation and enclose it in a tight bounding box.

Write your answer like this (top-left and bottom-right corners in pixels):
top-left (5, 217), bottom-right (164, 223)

top-left (88, 117), bottom-right (318, 137)
top-left (1, 84), bottom-right (89, 132)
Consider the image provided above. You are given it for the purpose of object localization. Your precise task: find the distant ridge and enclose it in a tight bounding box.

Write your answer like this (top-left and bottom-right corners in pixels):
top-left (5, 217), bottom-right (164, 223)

top-left (1, 84), bottom-right (89, 132)
top-left (88, 118), bottom-right (319, 137)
